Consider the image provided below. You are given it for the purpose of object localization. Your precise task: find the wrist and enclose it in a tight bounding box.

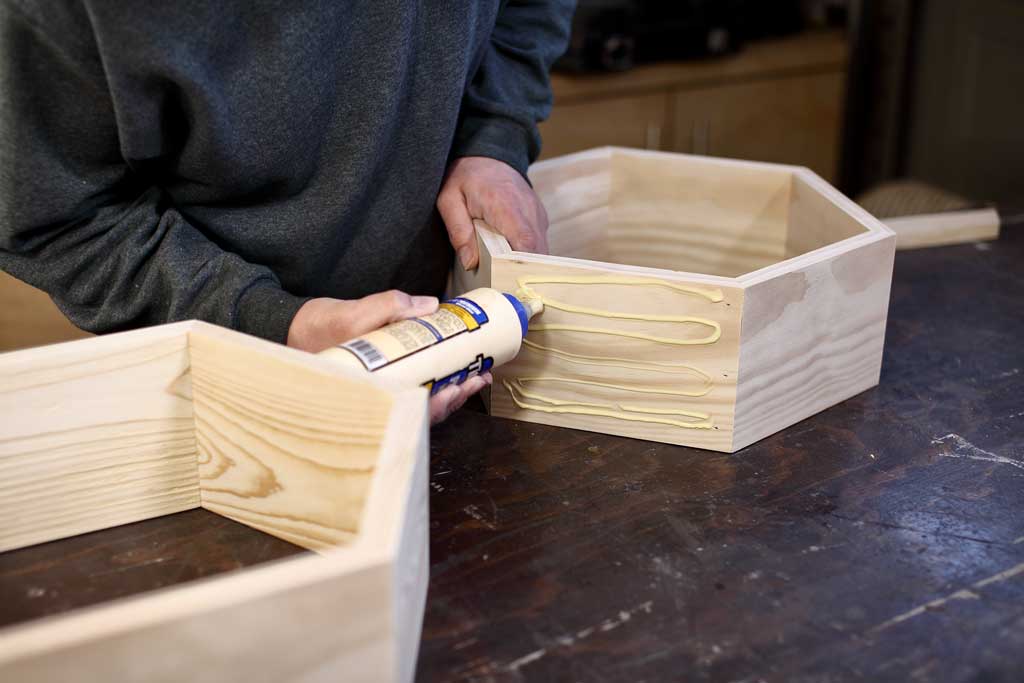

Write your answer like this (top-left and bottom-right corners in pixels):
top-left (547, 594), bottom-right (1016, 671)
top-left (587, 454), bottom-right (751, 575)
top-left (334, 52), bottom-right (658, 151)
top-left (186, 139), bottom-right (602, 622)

top-left (450, 116), bottom-right (536, 180)
top-left (287, 297), bottom-right (336, 353)
top-left (236, 279), bottom-right (311, 345)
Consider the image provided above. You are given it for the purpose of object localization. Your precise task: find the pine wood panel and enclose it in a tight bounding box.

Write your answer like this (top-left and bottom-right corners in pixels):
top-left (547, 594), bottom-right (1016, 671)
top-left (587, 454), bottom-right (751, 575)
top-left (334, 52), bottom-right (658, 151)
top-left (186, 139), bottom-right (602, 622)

top-left (0, 322), bottom-right (430, 682)
top-left (732, 230), bottom-right (895, 450)
top-left (0, 324), bottom-right (197, 552)
top-left (486, 255), bottom-right (744, 452)
top-left (886, 208), bottom-right (1001, 250)
top-left (607, 148), bottom-right (792, 278)
top-left (785, 168), bottom-right (869, 257)
top-left (189, 325), bottom-right (396, 552)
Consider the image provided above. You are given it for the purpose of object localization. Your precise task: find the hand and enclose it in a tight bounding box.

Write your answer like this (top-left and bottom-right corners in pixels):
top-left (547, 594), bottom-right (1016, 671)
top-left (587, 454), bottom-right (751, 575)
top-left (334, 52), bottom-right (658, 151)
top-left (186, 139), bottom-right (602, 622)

top-left (287, 290), bottom-right (438, 353)
top-left (429, 372), bottom-right (492, 424)
top-left (437, 156), bottom-right (549, 270)
top-left (287, 290), bottom-right (489, 424)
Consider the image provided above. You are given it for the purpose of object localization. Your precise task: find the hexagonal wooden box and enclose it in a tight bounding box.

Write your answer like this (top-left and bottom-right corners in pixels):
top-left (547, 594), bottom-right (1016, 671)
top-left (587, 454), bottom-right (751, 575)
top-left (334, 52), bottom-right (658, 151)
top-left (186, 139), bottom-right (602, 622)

top-left (0, 321), bottom-right (428, 682)
top-left (454, 147), bottom-right (895, 453)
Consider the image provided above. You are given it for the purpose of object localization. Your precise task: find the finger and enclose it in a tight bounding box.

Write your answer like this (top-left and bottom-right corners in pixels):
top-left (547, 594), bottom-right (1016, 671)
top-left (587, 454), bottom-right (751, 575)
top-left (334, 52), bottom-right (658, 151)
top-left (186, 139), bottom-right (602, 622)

top-left (437, 189), bottom-right (479, 270)
top-left (344, 290), bottom-right (438, 338)
top-left (490, 196), bottom-right (548, 255)
top-left (429, 384), bottom-right (462, 425)
top-left (428, 374), bottom-right (491, 425)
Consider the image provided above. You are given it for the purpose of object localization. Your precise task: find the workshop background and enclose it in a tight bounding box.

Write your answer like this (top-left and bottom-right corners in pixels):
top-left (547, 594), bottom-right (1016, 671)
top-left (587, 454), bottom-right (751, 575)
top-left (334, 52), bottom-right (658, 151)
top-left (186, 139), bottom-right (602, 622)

top-left (1, 0), bottom-right (1022, 351)
top-left (2, 1), bottom-right (1023, 682)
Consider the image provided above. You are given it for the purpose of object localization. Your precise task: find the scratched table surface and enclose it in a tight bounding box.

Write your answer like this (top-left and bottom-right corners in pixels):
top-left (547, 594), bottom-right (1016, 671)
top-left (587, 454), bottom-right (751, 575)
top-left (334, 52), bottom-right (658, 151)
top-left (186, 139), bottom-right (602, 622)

top-left (2, 222), bottom-right (1023, 682)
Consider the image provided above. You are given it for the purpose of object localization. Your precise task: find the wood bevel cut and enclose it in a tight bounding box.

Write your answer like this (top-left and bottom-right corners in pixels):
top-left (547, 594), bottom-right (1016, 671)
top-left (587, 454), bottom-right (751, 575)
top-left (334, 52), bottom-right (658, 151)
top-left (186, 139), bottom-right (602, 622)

top-left (0, 321), bottom-right (429, 682)
top-left (453, 147), bottom-right (895, 452)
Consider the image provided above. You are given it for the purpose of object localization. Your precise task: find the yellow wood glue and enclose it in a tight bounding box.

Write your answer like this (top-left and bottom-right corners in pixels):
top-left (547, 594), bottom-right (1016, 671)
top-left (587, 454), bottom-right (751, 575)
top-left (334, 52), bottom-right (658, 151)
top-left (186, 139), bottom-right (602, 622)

top-left (319, 288), bottom-right (543, 395)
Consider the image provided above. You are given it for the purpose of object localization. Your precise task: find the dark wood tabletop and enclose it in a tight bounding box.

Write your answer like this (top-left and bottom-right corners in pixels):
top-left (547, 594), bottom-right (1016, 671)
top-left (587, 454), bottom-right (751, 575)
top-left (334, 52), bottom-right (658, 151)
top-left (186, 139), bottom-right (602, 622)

top-left (2, 220), bottom-right (1022, 682)
top-left (417, 222), bottom-right (1024, 682)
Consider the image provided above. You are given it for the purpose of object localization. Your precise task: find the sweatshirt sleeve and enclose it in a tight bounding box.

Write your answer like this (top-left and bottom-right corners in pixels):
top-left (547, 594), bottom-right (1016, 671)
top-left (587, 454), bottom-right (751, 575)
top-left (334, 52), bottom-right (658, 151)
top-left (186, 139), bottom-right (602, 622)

top-left (449, 0), bottom-right (575, 177)
top-left (0, 5), bottom-right (308, 343)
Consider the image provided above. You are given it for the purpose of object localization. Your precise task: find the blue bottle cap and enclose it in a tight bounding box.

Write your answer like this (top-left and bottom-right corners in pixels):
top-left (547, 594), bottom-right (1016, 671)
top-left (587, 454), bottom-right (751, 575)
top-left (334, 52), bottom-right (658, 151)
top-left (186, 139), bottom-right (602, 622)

top-left (502, 293), bottom-right (530, 338)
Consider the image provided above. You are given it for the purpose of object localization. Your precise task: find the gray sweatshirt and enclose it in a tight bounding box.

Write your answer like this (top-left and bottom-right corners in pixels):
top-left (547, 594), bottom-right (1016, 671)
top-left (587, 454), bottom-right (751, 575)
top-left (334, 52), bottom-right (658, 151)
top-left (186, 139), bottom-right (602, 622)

top-left (0, 1), bottom-right (573, 343)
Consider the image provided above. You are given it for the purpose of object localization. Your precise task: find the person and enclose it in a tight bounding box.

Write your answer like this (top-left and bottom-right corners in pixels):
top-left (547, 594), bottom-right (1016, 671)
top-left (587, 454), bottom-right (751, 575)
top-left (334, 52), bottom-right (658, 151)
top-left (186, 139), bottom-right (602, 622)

top-left (0, 1), bottom-right (574, 422)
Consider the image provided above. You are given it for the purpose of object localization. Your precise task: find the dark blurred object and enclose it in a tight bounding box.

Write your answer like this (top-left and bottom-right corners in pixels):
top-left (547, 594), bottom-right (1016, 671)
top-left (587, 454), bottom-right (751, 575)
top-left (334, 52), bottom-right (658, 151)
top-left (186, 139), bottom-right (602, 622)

top-left (555, 0), bottom-right (748, 73)
top-left (840, 0), bottom-right (917, 196)
top-left (554, 0), bottom-right (850, 74)
top-left (734, 1), bottom-right (805, 40)
top-left (842, 0), bottom-right (1024, 204)
top-left (800, 0), bottom-right (850, 29)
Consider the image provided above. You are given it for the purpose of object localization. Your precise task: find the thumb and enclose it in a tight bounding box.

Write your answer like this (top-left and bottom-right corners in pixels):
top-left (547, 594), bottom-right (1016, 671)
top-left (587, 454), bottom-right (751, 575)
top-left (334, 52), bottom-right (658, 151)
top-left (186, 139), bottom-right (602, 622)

top-left (437, 190), bottom-right (479, 271)
top-left (346, 290), bottom-right (438, 337)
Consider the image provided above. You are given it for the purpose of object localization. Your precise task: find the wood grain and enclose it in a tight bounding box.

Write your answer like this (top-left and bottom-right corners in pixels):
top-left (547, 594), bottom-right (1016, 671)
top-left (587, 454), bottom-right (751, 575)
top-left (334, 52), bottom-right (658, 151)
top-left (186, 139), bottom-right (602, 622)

top-left (459, 149), bottom-right (894, 452)
top-left (0, 322), bottom-right (431, 683)
top-left (606, 149), bottom-right (792, 278)
top-left (482, 255), bottom-right (743, 452)
top-left (189, 324), bottom-right (396, 552)
top-left (0, 324), bottom-right (198, 553)
top-left (733, 169), bottom-right (896, 451)
top-left (3, 222), bottom-right (1020, 681)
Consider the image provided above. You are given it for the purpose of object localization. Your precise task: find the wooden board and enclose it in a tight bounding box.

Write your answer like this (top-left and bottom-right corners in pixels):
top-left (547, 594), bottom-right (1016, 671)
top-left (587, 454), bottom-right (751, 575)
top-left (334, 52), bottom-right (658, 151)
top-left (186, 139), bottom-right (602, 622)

top-left (190, 326), bottom-right (396, 551)
top-left (487, 255), bottom-right (743, 452)
top-left (885, 208), bottom-right (1001, 250)
top-left (0, 322), bottom-right (430, 682)
top-left (0, 324), bottom-right (197, 553)
top-left (786, 169), bottom-right (869, 257)
top-left (606, 148), bottom-right (792, 277)
top-left (733, 231), bottom-right (895, 450)
top-left (459, 148), bottom-right (895, 452)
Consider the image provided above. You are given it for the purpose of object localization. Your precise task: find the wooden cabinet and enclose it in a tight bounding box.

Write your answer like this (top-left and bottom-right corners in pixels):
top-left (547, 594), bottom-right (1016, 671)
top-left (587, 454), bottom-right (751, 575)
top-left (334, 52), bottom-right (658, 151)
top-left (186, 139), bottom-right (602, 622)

top-left (539, 93), bottom-right (667, 159)
top-left (0, 271), bottom-right (90, 351)
top-left (539, 30), bottom-right (848, 181)
top-left (671, 72), bottom-right (845, 181)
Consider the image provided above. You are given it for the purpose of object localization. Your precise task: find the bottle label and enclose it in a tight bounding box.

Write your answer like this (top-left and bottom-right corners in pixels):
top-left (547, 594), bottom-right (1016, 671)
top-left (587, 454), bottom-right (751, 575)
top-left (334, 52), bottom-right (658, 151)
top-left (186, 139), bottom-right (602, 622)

top-left (338, 297), bottom-right (489, 372)
top-left (425, 353), bottom-right (494, 395)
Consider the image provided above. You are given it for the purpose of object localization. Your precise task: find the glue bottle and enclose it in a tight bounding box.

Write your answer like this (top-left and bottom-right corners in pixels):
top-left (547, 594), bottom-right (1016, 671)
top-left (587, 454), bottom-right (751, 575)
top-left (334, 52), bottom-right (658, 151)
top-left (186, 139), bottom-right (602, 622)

top-left (319, 288), bottom-right (543, 395)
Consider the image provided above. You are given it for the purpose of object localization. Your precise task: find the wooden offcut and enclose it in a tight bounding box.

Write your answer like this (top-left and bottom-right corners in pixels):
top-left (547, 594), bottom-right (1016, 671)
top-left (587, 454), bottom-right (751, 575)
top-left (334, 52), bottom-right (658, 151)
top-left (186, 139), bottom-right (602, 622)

top-left (886, 208), bottom-right (1000, 250)
top-left (0, 322), bottom-right (429, 683)
top-left (453, 147), bottom-right (896, 453)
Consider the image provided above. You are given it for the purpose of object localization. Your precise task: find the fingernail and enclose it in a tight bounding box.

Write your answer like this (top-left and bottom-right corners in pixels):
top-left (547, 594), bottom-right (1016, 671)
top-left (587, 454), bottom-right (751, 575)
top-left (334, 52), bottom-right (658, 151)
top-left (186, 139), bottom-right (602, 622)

top-left (412, 295), bottom-right (438, 310)
top-left (457, 246), bottom-right (474, 270)
top-left (480, 372), bottom-right (493, 386)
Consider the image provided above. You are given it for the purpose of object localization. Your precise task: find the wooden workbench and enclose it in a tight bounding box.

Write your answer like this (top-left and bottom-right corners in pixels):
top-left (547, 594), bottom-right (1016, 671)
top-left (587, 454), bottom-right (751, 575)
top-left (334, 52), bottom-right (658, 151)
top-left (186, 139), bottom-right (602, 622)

top-left (2, 221), bottom-right (1022, 681)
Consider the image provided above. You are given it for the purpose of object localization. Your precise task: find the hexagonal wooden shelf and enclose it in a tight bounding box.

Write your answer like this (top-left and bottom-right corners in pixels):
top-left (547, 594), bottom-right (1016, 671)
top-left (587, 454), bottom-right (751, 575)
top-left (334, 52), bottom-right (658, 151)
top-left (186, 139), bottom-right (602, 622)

top-left (453, 147), bottom-right (895, 452)
top-left (0, 321), bottom-right (428, 682)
